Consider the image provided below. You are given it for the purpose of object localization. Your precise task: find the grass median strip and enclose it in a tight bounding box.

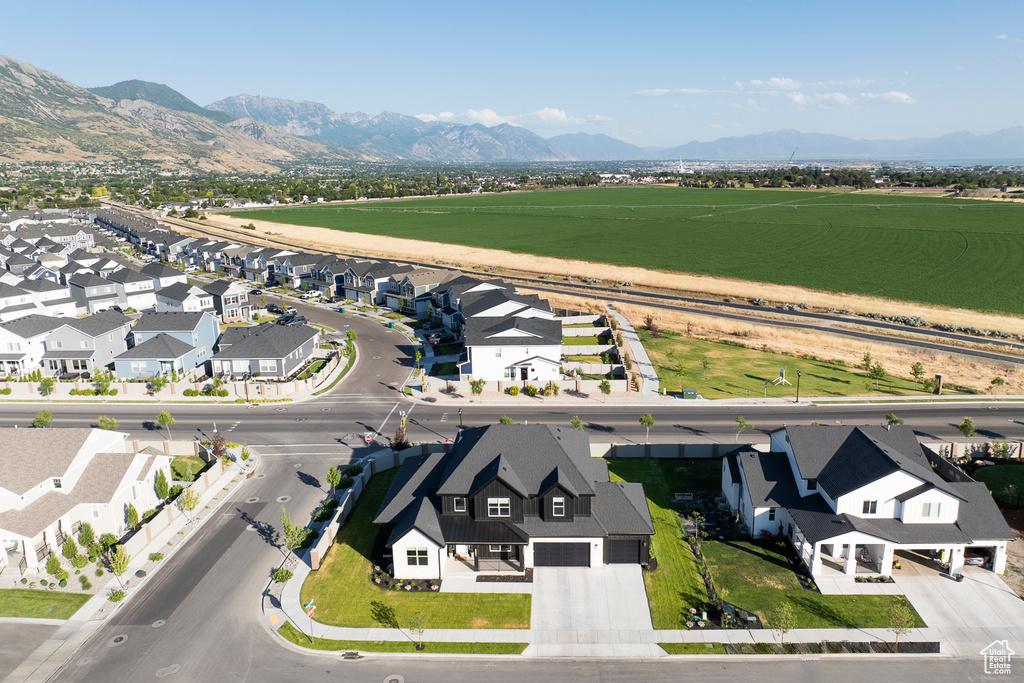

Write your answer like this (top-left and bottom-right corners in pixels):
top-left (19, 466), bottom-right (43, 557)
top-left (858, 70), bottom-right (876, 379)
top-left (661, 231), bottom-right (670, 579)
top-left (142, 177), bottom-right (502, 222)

top-left (659, 642), bottom-right (727, 654)
top-left (0, 589), bottom-right (91, 619)
top-left (278, 622), bottom-right (526, 654)
top-left (300, 470), bottom-right (531, 629)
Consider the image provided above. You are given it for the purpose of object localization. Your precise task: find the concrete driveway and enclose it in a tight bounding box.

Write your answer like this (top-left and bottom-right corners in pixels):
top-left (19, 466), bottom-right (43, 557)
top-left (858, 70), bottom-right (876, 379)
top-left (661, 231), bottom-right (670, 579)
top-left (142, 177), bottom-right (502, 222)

top-left (895, 567), bottom-right (1024, 656)
top-left (530, 565), bottom-right (652, 631)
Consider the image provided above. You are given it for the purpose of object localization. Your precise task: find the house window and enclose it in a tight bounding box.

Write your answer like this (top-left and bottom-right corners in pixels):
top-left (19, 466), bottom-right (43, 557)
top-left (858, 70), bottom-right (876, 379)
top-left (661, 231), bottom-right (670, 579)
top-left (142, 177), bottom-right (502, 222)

top-left (131, 484), bottom-right (138, 500)
top-left (552, 496), bottom-right (565, 517)
top-left (52, 478), bottom-right (62, 489)
top-left (807, 479), bottom-right (817, 490)
top-left (922, 502), bottom-right (941, 518)
top-left (130, 362), bottom-right (145, 374)
top-left (862, 500), bottom-right (877, 514)
top-left (407, 548), bottom-right (429, 566)
top-left (487, 497), bottom-right (510, 517)
top-left (489, 545), bottom-right (511, 553)
top-left (91, 505), bottom-right (100, 519)
top-left (768, 507), bottom-right (776, 521)
top-left (453, 497), bottom-right (467, 513)
top-left (259, 360), bottom-right (276, 373)
top-left (53, 341), bottom-right (62, 349)
top-left (504, 367), bottom-right (516, 380)
top-left (80, 341), bottom-right (88, 348)
top-left (495, 348), bottom-right (501, 358)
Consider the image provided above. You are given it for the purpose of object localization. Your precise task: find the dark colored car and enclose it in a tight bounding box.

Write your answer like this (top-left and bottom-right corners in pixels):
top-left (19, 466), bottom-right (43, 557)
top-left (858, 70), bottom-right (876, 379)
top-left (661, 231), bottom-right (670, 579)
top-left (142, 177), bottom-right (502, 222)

top-left (266, 303), bottom-right (283, 314)
top-left (250, 288), bottom-right (263, 295)
top-left (275, 314), bottom-right (295, 325)
top-left (285, 315), bottom-right (307, 326)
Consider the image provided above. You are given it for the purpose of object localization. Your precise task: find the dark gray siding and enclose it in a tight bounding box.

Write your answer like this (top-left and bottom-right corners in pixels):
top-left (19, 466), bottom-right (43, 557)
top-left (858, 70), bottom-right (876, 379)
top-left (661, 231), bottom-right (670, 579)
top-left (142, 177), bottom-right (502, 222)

top-left (603, 535), bottom-right (651, 564)
top-left (471, 480), bottom-right (522, 523)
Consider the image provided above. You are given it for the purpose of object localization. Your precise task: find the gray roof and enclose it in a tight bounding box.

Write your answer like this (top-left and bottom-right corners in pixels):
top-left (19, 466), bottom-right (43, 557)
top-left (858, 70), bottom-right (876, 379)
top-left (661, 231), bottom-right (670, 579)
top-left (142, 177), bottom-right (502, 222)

top-left (283, 252), bottom-right (323, 267)
top-left (14, 278), bottom-right (65, 293)
top-left (948, 481), bottom-right (1016, 541)
top-left (156, 282), bottom-right (206, 303)
top-left (0, 428), bottom-right (100, 495)
top-left (106, 267), bottom-right (151, 284)
top-left (41, 349), bottom-right (95, 359)
top-left (463, 315), bottom-right (561, 348)
top-left (201, 279), bottom-right (242, 297)
top-left (132, 311), bottom-right (208, 333)
top-left (461, 288), bottom-right (549, 319)
top-left (0, 314), bottom-right (67, 339)
top-left (140, 262), bottom-right (181, 279)
top-left (212, 323), bottom-right (318, 360)
top-left (736, 450), bottom-right (800, 508)
top-left (64, 310), bottom-right (132, 337)
top-left (68, 273), bottom-right (110, 289)
top-left (116, 333), bottom-right (194, 360)
top-left (0, 282), bottom-right (27, 299)
top-left (591, 481), bottom-right (655, 535)
top-left (0, 452), bottom-right (148, 538)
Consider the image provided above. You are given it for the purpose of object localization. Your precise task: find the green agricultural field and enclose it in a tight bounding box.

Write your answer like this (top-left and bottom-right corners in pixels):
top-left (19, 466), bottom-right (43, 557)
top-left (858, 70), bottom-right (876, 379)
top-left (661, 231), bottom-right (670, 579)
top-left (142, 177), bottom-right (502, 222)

top-left (231, 187), bottom-right (1024, 315)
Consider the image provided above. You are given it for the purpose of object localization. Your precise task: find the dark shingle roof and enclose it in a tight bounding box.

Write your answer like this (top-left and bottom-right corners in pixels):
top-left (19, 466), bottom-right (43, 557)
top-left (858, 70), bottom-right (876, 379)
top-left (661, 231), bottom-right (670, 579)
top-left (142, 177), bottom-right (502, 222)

top-left (65, 310), bottom-right (132, 337)
top-left (0, 314), bottom-right (66, 339)
top-left (156, 282), bottom-right (206, 303)
top-left (592, 481), bottom-right (655, 534)
top-left (115, 333), bottom-right (193, 360)
top-left (212, 323), bottom-right (317, 360)
top-left (737, 450), bottom-right (802, 508)
top-left (132, 311), bottom-right (208, 333)
top-left (106, 267), bottom-right (151, 284)
top-left (463, 315), bottom-right (561, 347)
top-left (14, 278), bottom-right (65, 293)
top-left (140, 262), bottom-right (181, 279)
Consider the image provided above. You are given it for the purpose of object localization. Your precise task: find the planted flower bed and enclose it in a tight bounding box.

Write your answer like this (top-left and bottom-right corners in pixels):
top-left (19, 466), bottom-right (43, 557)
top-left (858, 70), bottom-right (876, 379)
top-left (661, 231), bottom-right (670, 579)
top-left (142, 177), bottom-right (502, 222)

top-left (370, 570), bottom-right (440, 592)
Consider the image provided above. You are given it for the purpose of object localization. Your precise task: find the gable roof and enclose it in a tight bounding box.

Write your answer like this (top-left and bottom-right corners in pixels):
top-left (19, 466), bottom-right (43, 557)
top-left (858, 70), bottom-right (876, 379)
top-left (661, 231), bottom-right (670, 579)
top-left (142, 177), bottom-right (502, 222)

top-left (156, 282), bottom-right (207, 303)
top-left (115, 333), bottom-right (194, 360)
top-left (0, 314), bottom-right (67, 339)
top-left (0, 428), bottom-right (101, 495)
top-left (213, 323), bottom-right (318, 360)
top-left (132, 311), bottom-right (208, 333)
top-left (63, 310), bottom-right (132, 337)
top-left (106, 267), bottom-right (151, 284)
top-left (463, 315), bottom-right (561, 347)
top-left (140, 262), bottom-right (182, 279)
top-left (201, 279), bottom-right (245, 297)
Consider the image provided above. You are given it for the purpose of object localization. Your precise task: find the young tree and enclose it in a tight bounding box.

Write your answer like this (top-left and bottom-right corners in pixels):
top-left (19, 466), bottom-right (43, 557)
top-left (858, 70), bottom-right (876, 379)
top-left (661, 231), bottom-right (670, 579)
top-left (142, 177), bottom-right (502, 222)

top-left (700, 354), bottom-right (711, 380)
top-left (991, 440), bottom-right (1013, 459)
top-left (108, 545), bottom-right (131, 589)
top-left (958, 416), bottom-right (976, 438)
top-left (32, 409), bottom-right (53, 428)
top-left (408, 611), bottom-right (429, 650)
top-left (868, 361), bottom-right (887, 389)
top-left (177, 486), bottom-right (200, 523)
top-left (469, 378), bottom-right (485, 397)
top-left (733, 416), bottom-right (753, 442)
top-left (861, 351), bottom-right (872, 371)
top-left (62, 537), bottom-right (79, 560)
top-left (598, 379), bottom-right (611, 402)
top-left (211, 430), bottom-right (229, 469)
top-left (910, 362), bottom-right (925, 386)
top-left (885, 413), bottom-right (904, 426)
top-left (148, 376), bottom-right (169, 396)
top-left (326, 466), bottom-right (342, 497)
top-left (414, 349), bottom-right (423, 370)
top-left (98, 416), bottom-right (118, 431)
top-left (888, 600), bottom-right (914, 651)
top-left (768, 602), bottom-right (796, 645)
top-left (639, 413), bottom-right (655, 444)
top-left (279, 507), bottom-right (304, 564)
top-left (390, 427), bottom-right (410, 450)
top-left (499, 415), bottom-right (514, 425)
top-left (570, 415), bottom-right (583, 431)
top-left (46, 553), bottom-right (61, 576)
top-left (125, 502), bottom-right (140, 529)
top-left (38, 377), bottom-right (55, 398)
top-left (78, 522), bottom-right (95, 547)
top-left (157, 411), bottom-right (175, 440)
top-left (155, 468), bottom-right (169, 501)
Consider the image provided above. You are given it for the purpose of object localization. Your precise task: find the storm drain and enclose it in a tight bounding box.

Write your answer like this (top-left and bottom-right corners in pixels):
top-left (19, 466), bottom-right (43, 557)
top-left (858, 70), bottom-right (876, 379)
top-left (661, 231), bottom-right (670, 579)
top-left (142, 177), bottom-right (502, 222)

top-left (156, 664), bottom-right (181, 677)
top-left (276, 496), bottom-right (291, 503)
top-left (107, 634), bottom-right (128, 648)
top-left (152, 620), bottom-right (166, 628)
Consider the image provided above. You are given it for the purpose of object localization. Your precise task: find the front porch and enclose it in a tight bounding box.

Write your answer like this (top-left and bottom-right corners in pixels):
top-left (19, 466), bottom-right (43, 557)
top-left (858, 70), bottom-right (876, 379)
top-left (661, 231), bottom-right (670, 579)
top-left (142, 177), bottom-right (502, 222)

top-left (446, 543), bottom-right (525, 573)
top-left (439, 554), bottom-right (532, 594)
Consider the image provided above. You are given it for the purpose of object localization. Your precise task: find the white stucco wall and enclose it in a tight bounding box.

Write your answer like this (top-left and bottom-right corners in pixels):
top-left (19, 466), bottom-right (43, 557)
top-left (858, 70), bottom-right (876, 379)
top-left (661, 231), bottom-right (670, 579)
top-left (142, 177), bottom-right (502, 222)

top-left (899, 488), bottom-right (960, 524)
top-left (391, 528), bottom-right (444, 580)
top-left (463, 344), bottom-right (561, 382)
top-left (834, 470), bottom-right (930, 518)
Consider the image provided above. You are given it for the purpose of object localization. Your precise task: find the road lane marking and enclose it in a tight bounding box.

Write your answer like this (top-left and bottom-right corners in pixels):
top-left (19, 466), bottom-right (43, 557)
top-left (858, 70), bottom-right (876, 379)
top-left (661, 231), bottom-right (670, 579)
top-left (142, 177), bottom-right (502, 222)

top-left (376, 402), bottom-right (399, 435)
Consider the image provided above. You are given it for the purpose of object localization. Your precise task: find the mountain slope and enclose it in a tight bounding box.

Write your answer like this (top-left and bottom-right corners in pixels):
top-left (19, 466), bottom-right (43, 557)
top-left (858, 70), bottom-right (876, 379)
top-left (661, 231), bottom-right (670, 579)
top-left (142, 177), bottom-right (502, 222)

top-left (546, 133), bottom-right (653, 160)
top-left (0, 56), bottom-right (364, 171)
top-left (208, 94), bottom-right (575, 161)
top-left (88, 79), bottom-right (237, 124)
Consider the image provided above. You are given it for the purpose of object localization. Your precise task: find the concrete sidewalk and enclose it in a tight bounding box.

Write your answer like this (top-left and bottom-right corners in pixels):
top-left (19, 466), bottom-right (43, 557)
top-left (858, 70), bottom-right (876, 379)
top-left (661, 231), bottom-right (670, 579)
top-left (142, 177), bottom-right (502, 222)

top-left (607, 305), bottom-right (660, 400)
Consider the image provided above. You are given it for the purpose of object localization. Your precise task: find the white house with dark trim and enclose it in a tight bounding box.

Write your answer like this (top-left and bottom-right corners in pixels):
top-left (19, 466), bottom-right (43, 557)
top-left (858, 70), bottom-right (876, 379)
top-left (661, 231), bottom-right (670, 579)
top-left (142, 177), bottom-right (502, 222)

top-left (722, 425), bottom-right (1014, 578)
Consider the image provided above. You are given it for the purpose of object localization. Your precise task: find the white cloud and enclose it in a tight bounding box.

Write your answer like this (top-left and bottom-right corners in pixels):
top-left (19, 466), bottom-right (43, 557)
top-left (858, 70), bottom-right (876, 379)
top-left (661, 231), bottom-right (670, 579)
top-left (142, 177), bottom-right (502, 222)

top-left (860, 90), bottom-right (915, 104)
top-left (414, 111), bottom-right (454, 122)
top-left (996, 34), bottom-right (1022, 43)
top-left (751, 77), bottom-right (801, 90)
top-left (464, 108), bottom-right (510, 126)
top-left (785, 91), bottom-right (852, 108)
top-left (627, 87), bottom-right (735, 97)
top-left (734, 81), bottom-right (744, 90)
top-left (587, 114), bottom-right (613, 122)
top-left (806, 77), bottom-right (876, 88)
top-left (413, 106), bottom-right (611, 129)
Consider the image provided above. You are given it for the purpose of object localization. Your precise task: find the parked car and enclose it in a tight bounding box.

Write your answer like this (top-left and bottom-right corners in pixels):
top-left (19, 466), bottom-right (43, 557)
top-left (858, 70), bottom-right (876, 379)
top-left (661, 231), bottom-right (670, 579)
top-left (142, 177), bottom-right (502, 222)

top-left (300, 290), bottom-right (323, 300)
top-left (266, 303), bottom-right (283, 314)
top-left (184, 265), bottom-right (199, 273)
top-left (964, 549), bottom-right (992, 568)
top-left (284, 306), bottom-right (297, 315)
top-left (250, 288), bottom-right (263, 296)
top-left (285, 315), bottom-right (307, 326)
top-left (275, 314), bottom-right (295, 325)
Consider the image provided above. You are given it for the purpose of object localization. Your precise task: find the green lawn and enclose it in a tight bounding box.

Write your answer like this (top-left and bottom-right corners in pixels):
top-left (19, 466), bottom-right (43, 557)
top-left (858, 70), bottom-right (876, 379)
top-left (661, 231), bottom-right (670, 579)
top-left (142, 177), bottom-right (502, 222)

top-left (659, 642), bottom-right (727, 654)
top-left (972, 463), bottom-right (1024, 504)
top-left (232, 187), bottom-right (1024, 315)
top-left (170, 455), bottom-right (205, 482)
top-left (432, 344), bottom-right (462, 357)
top-left (277, 622), bottom-right (526, 654)
top-left (300, 470), bottom-right (531, 629)
top-left (702, 540), bottom-right (925, 629)
top-left (0, 589), bottom-right (91, 619)
top-left (567, 355), bottom-right (606, 363)
top-left (429, 362), bottom-right (459, 377)
top-left (563, 336), bottom-right (603, 345)
top-left (639, 328), bottom-right (962, 399)
top-left (607, 459), bottom-right (710, 628)
top-left (296, 360), bottom-right (327, 381)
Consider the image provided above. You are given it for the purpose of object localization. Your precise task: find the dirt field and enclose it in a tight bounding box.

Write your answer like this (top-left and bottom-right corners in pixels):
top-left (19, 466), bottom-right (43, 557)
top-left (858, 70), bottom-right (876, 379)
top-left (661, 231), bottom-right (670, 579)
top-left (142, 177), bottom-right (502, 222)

top-left (208, 212), bottom-right (1024, 336)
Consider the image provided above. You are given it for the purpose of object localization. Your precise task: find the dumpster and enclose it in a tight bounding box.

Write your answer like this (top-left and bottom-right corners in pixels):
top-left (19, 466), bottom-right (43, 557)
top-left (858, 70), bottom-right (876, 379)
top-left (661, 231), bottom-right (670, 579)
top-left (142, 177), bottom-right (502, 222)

top-left (680, 388), bottom-right (697, 400)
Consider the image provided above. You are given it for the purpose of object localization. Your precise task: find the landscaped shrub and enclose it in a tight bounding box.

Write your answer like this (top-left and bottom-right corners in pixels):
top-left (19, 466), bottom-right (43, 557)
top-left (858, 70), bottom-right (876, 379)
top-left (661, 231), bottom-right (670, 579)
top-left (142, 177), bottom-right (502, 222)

top-left (217, 389), bottom-right (229, 397)
top-left (183, 389), bottom-right (198, 397)
top-left (40, 579), bottom-right (48, 586)
top-left (169, 484), bottom-right (184, 499)
top-left (107, 590), bottom-right (125, 602)
top-left (95, 568), bottom-right (105, 577)
top-left (508, 385), bottom-right (520, 396)
top-left (46, 553), bottom-right (60, 575)
top-left (20, 578), bottom-right (27, 584)
top-left (342, 464), bottom-right (363, 476)
top-left (271, 568), bottom-right (294, 583)
top-left (0, 387), bottom-right (10, 395)
top-left (337, 476), bottom-right (354, 490)
top-left (525, 384), bottom-right (538, 397)
top-left (99, 533), bottom-right (117, 551)
top-left (59, 579), bottom-right (67, 588)
top-left (79, 523), bottom-right (95, 547)
top-left (148, 553), bottom-right (164, 562)
top-left (71, 555), bottom-right (88, 569)
top-left (142, 509), bottom-right (159, 524)
top-left (108, 389), bottom-right (118, 396)
top-left (55, 568), bottom-right (69, 582)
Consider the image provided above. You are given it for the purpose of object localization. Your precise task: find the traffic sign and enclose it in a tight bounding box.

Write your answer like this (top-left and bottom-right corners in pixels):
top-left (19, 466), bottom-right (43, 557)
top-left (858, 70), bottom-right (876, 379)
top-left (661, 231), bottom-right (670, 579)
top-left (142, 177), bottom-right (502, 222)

top-left (364, 432), bottom-right (373, 444)
top-left (307, 606), bottom-right (315, 618)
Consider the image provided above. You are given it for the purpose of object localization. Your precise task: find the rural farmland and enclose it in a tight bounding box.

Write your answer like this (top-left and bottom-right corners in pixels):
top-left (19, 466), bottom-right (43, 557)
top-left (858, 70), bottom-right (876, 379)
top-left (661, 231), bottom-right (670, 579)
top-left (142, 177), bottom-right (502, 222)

top-left (232, 187), bottom-right (1024, 316)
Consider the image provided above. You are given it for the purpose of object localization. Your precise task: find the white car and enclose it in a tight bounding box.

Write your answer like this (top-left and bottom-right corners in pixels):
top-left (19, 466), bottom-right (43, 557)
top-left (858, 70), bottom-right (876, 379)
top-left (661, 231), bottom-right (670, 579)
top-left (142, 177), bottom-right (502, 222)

top-left (300, 291), bottom-right (323, 300)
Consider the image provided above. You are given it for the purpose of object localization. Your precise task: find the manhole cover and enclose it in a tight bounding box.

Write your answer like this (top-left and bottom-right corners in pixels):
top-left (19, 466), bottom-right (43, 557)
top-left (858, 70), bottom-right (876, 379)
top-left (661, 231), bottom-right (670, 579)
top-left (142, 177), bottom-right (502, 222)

top-left (156, 664), bottom-right (181, 677)
top-left (275, 408), bottom-right (287, 412)
top-left (293, 463), bottom-right (303, 468)
top-left (295, 418), bottom-right (307, 422)
top-left (135, 570), bottom-right (147, 578)
top-left (246, 497), bottom-right (260, 504)
top-left (256, 473), bottom-right (266, 479)
top-left (321, 408), bottom-right (331, 412)
top-left (152, 620), bottom-right (166, 628)
top-left (107, 634), bottom-right (128, 647)
top-left (276, 496), bottom-right (291, 503)
top-left (384, 676), bottom-right (405, 683)
top-left (373, 356), bottom-right (382, 359)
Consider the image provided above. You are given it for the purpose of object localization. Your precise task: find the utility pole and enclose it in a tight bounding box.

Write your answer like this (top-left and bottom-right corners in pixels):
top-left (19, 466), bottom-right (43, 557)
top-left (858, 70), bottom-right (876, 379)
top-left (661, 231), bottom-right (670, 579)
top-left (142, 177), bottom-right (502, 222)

top-left (796, 371), bottom-right (801, 403)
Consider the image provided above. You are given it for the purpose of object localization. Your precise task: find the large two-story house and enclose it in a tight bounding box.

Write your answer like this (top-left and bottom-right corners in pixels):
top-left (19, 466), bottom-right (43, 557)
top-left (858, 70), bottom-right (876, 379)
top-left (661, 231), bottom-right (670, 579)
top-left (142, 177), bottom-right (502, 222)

top-left (722, 425), bottom-right (1014, 578)
top-left (113, 311), bottom-right (219, 378)
top-left (374, 424), bottom-right (654, 580)
top-left (42, 310), bottom-right (133, 377)
top-left (202, 279), bottom-right (252, 323)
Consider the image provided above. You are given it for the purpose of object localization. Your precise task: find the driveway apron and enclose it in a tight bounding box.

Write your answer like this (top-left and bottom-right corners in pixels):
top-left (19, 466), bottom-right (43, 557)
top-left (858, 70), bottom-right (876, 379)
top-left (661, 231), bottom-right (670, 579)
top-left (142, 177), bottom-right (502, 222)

top-left (530, 565), bottom-right (653, 631)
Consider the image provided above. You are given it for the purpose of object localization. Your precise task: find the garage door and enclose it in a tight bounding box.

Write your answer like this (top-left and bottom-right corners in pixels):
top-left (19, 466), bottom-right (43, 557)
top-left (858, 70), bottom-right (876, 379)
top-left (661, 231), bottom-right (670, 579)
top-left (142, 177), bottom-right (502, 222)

top-left (533, 542), bottom-right (590, 567)
top-left (607, 539), bottom-right (640, 564)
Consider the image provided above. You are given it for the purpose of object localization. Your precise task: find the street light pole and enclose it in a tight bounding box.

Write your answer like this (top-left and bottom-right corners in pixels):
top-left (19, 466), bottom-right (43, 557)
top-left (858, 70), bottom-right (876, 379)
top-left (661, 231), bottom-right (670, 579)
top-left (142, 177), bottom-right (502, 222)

top-left (458, 408), bottom-right (463, 428)
top-left (764, 379), bottom-right (768, 399)
top-left (796, 371), bottom-right (801, 403)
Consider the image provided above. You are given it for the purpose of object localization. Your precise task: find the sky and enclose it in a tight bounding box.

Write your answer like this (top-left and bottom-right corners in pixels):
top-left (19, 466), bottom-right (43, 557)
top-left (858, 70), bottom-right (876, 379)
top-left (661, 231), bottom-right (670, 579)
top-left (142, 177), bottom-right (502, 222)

top-left (5, 1), bottom-right (1023, 147)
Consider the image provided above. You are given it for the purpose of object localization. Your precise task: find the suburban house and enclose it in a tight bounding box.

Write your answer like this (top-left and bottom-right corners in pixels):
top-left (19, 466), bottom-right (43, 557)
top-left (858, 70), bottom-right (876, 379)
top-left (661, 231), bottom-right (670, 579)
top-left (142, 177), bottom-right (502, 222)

top-left (277, 252), bottom-right (324, 289)
top-left (0, 282), bottom-right (38, 322)
top-left (0, 428), bottom-right (171, 576)
top-left (308, 257), bottom-right (355, 297)
top-left (0, 315), bottom-right (67, 376)
top-left (67, 273), bottom-right (122, 314)
top-left (42, 310), bottom-right (133, 377)
top-left (155, 283), bottom-right (215, 314)
top-left (202, 279), bottom-right (252, 323)
top-left (209, 323), bottom-right (320, 380)
top-left (343, 261), bottom-right (414, 305)
top-left (385, 269), bottom-right (454, 315)
top-left (429, 276), bottom-right (506, 331)
top-left (113, 311), bottom-right (219, 379)
top-left (140, 262), bottom-right (187, 290)
top-left (106, 267), bottom-right (157, 311)
top-left (15, 278), bottom-right (78, 318)
top-left (374, 424), bottom-right (654, 580)
top-left (721, 425), bottom-right (1015, 578)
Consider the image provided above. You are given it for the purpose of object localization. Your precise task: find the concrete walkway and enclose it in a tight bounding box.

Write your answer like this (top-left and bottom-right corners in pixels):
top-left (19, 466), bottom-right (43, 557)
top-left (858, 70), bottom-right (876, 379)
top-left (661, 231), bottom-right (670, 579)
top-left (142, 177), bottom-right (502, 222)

top-left (607, 306), bottom-right (659, 399)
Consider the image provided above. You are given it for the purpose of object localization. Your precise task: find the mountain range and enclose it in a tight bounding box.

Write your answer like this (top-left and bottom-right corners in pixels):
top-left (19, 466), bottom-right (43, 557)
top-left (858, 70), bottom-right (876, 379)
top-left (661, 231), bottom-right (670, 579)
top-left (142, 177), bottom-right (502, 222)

top-left (1, 54), bottom-right (1023, 171)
